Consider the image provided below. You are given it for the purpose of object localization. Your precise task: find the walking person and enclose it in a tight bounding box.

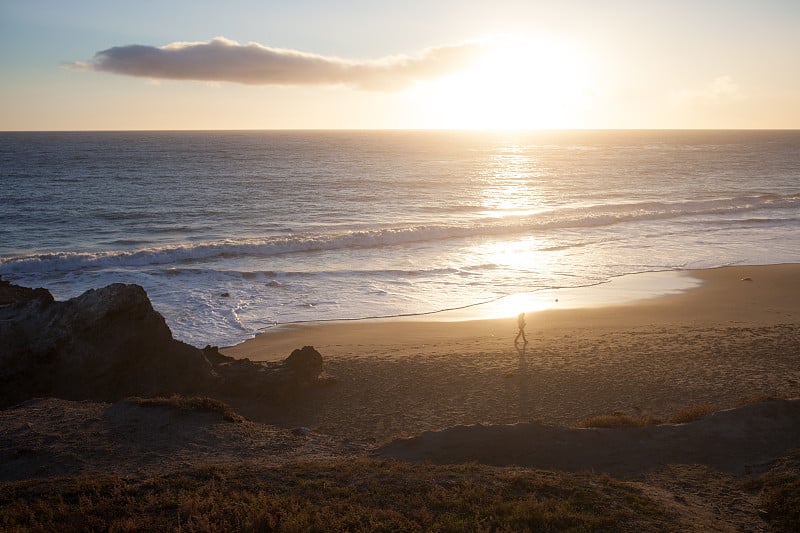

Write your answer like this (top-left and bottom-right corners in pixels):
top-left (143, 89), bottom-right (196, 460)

top-left (514, 312), bottom-right (528, 345)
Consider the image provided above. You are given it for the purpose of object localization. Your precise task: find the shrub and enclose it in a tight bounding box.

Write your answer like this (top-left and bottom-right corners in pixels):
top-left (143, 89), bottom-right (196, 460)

top-left (125, 395), bottom-right (243, 422)
top-left (669, 403), bottom-right (716, 424)
top-left (579, 413), bottom-right (662, 429)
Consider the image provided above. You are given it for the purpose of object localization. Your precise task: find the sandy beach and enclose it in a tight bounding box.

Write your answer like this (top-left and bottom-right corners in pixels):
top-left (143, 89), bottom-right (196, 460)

top-left (3, 264), bottom-right (799, 531)
top-left (223, 264), bottom-right (800, 442)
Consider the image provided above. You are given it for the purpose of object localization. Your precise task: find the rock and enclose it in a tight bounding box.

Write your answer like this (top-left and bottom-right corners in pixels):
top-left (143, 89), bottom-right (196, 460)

top-left (0, 276), bottom-right (53, 306)
top-left (0, 283), bottom-right (213, 405)
top-left (285, 346), bottom-right (324, 382)
top-left (0, 280), bottom-right (330, 406)
top-left (202, 345), bottom-right (234, 365)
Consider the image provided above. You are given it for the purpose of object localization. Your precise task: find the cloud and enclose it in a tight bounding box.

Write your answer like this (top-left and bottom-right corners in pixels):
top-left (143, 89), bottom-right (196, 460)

top-left (671, 75), bottom-right (745, 104)
top-left (703, 75), bottom-right (745, 102)
top-left (72, 37), bottom-right (487, 91)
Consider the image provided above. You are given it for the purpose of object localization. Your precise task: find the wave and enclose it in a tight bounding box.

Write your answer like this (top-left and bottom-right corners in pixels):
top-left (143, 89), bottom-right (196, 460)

top-left (153, 265), bottom-right (472, 281)
top-left (2, 192), bottom-right (797, 274)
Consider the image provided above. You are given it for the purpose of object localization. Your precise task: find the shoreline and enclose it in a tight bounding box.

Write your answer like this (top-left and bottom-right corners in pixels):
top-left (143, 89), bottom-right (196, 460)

top-left (221, 262), bottom-right (800, 444)
top-left (223, 263), bottom-right (800, 362)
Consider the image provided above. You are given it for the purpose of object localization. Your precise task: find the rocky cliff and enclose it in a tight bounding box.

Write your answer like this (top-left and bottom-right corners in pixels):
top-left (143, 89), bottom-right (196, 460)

top-left (0, 277), bottom-right (323, 407)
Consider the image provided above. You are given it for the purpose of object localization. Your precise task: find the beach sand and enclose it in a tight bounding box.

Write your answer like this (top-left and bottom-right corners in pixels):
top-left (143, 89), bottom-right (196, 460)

top-left (223, 264), bottom-right (800, 442)
top-left (3, 264), bottom-right (798, 531)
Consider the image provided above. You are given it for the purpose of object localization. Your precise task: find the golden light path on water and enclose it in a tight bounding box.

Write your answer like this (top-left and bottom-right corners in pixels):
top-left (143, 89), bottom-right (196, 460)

top-left (479, 144), bottom-right (546, 217)
top-left (410, 141), bottom-right (704, 322)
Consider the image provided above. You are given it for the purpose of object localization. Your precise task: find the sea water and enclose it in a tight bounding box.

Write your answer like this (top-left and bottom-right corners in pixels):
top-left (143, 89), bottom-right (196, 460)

top-left (1, 130), bottom-right (798, 347)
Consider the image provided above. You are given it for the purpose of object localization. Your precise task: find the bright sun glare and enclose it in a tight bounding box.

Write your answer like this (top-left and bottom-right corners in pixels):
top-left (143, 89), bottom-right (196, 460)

top-left (413, 36), bottom-right (595, 130)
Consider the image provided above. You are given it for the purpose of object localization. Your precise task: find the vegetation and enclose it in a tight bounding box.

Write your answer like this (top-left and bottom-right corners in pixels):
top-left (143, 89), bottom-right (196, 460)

top-left (124, 395), bottom-right (243, 423)
top-left (668, 403), bottom-right (717, 424)
top-left (738, 451), bottom-right (800, 532)
top-left (579, 402), bottom-right (719, 428)
top-left (0, 459), bottom-right (673, 532)
top-left (579, 413), bottom-right (662, 429)
top-left (758, 473), bottom-right (800, 531)
top-left (3, 397), bottom-right (796, 531)
top-left (581, 394), bottom-right (792, 429)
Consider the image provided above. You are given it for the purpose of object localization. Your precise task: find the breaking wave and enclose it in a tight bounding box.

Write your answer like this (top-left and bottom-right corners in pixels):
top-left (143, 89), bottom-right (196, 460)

top-left (2, 192), bottom-right (797, 274)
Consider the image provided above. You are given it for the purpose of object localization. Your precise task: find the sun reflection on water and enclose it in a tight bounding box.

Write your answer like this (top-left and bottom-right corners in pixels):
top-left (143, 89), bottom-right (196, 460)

top-left (479, 145), bottom-right (545, 218)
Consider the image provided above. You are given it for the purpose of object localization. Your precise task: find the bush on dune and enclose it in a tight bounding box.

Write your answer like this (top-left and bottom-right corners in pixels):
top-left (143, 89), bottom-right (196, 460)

top-left (125, 394), bottom-right (243, 422)
top-left (579, 413), bottom-right (662, 429)
top-left (669, 403), bottom-right (717, 424)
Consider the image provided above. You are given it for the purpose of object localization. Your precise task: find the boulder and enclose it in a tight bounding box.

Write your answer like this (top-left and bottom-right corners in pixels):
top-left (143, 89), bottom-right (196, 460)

top-left (211, 347), bottom-right (324, 398)
top-left (285, 346), bottom-right (324, 382)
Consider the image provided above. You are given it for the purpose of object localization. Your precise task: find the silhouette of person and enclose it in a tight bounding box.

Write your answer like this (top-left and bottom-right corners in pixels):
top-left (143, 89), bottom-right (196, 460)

top-left (514, 312), bottom-right (528, 345)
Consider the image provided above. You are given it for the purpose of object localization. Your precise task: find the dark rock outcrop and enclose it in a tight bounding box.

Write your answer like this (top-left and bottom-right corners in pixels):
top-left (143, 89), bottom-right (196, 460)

top-left (209, 345), bottom-right (325, 397)
top-left (0, 280), bottom-right (325, 407)
top-left (0, 276), bottom-right (53, 306)
top-left (285, 346), bottom-right (324, 382)
top-left (1, 283), bottom-right (213, 405)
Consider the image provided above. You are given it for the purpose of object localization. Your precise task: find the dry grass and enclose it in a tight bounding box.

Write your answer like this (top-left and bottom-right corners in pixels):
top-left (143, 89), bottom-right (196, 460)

top-left (758, 474), bottom-right (800, 531)
top-left (2, 396), bottom-right (797, 531)
top-left (125, 395), bottom-right (244, 423)
top-left (739, 450), bottom-right (800, 532)
top-left (0, 459), bottom-right (673, 532)
top-left (4, 456), bottom-right (796, 532)
top-left (581, 402), bottom-right (721, 428)
top-left (668, 403), bottom-right (717, 424)
top-left (582, 395), bottom-right (793, 430)
top-left (579, 413), bottom-right (662, 429)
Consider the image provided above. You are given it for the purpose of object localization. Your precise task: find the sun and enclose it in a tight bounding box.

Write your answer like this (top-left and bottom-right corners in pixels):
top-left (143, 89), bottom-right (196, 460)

top-left (411, 36), bottom-right (595, 130)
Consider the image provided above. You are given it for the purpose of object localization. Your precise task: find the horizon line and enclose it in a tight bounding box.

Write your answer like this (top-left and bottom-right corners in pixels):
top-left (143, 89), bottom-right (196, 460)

top-left (2, 127), bottom-right (799, 134)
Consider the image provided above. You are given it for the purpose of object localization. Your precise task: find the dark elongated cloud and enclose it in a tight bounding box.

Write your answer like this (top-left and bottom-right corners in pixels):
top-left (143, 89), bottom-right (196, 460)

top-left (73, 37), bottom-right (487, 91)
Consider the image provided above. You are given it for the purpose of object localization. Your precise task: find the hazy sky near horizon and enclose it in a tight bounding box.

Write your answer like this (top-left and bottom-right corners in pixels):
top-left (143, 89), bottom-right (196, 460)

top-left (1, 0), bottom-right (799, 130)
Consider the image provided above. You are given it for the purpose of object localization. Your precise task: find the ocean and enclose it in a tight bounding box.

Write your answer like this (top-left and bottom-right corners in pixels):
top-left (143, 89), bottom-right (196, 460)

top-left (1, 130), bottom-right (798, 347)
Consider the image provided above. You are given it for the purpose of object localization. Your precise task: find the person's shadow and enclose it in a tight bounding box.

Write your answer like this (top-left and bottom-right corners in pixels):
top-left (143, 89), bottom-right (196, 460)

top-left (515, 339), bottom-right (529, 418)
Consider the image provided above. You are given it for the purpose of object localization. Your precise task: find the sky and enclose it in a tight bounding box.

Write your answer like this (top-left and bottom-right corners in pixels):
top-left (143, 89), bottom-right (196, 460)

top-left (1, 0), bottom-right (799, 130)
